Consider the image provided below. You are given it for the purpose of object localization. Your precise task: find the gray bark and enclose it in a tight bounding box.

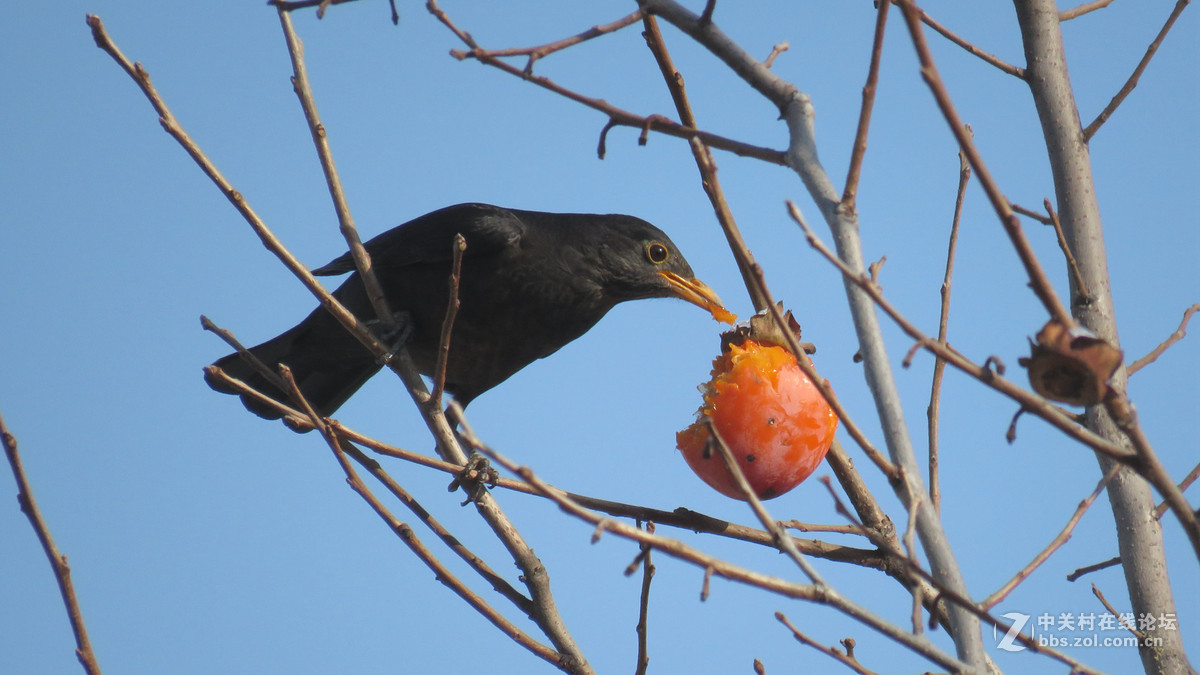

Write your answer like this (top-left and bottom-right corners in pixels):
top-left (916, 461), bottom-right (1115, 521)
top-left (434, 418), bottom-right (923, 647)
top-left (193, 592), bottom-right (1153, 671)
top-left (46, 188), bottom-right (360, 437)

top-left (1013, 2), bottom-right (1193, 673)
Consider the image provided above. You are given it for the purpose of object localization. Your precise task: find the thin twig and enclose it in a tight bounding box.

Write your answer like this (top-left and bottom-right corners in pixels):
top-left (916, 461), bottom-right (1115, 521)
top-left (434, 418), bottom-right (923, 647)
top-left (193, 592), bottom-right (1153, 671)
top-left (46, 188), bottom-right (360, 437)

top-left (752, 260), bottom-right (900, 480)
top-left (462, 9), bottom-right (643, 74)
top-left (779, 521), bottom-right (868, 536)
top-left (1128, 303), bottom-right (1199, 375)
top-left (776, 613), bottom-right (878, 675)
top-left (929, 139), bottom-right (970, 514)
top-left (1059, 0), bottom-right (1116, 21)
top-left (1067, 556), bottom-right (1121, 582)
top-left (914, 6), bottom-right (1026, 77)
top-left (896, 468), bottom-right (926, 634)
top-left (1101, 391), bottom-right (1200, 558)
top-left (278, 9), bottom-right (395, 328)
top-left (894, 1), bottom-right (1075, 330)
top-left (705, 419), bottom-right (828, 586)
top-left (430, 234), bottom-right (466, 406)
top-left (270, 0), bottom-right (393, 23)
top-left (1042, 198), bottom-right (1088, 301)
top-left (633, 522), bottom-right (655, 675)
top-left (762, 41), bottom-right (789, 69)
top-left (1, 412), bottom-right (102, 675)
top-left (641, 13), bottom-right (769, 312)
top-left (200, 315), bottom-right (290, 395)
top-left (333, 434), bottom-right (534, 614)
top-left (787, 200), bottom-right (1136, 464)
top-left (86, 15), bottom-right (392, 364)
top-left (842, 0), bottom-right (891, 211)
top-left (1091, 583), bottom-right (1146, 640)
top-left (331, 421), bottom-right (887, 568)
top-left (819, 476), bottom-right (865, 530)
top-left (1155, 459), bottom-right (1200, 519)
top-left (981, 464), bottom-right (1119, 609)
top-left (460, 432), bottom-right (976, 674)
top-left (276, 367), bottom-right (568, 669)
top-left (427, 1), bottom-right (787, 165)
top-left (90, 14), bottom-right (592, 667)
top-left (1010, 201), bottom-right (1054, 224)
top-left (1082, 0), bottom-right (1191, 140)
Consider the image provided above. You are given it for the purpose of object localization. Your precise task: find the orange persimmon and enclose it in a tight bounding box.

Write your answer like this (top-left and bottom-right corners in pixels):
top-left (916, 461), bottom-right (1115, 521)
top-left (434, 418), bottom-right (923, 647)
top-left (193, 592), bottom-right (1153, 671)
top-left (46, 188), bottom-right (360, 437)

top-left (677, 338), bottom-right (837, 500)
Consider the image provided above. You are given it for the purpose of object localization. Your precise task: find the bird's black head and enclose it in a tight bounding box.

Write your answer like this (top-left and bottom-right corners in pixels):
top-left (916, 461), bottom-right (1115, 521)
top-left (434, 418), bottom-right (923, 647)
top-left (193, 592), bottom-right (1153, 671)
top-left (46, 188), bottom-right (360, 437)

top-left (563, 213), bottom-right (735, 324)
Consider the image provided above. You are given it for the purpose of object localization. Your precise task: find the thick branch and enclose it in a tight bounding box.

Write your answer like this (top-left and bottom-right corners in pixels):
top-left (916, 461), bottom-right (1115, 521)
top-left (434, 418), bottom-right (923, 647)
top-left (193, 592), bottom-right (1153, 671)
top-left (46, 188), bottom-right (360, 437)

top-left (636, 2), bottom-right (988, 665)
top-left (1014, 3), bottom-right (1194, 673)
top-left (465, 433), bottom-right (977, 674)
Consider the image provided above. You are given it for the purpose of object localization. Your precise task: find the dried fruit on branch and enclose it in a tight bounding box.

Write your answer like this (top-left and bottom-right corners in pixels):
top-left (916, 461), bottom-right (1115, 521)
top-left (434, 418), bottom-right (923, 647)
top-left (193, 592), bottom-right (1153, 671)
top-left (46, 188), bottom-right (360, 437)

top-left (1019, 318), bottom-right (1123, 407)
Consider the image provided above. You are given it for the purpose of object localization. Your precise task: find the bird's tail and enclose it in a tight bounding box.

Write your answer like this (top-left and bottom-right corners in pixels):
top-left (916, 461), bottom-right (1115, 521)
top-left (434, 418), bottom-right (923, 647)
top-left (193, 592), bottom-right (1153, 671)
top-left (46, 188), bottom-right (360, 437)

top-left (204, 310), bottom-right (382, 422)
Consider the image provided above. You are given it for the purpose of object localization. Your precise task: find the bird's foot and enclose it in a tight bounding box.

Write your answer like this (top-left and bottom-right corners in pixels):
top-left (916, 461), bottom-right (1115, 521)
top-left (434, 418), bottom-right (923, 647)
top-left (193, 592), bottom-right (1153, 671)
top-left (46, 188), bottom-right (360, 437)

top-left (447, 452), bottom-right (499, 505)
top-left (371, 310), bottom-right (414, 365)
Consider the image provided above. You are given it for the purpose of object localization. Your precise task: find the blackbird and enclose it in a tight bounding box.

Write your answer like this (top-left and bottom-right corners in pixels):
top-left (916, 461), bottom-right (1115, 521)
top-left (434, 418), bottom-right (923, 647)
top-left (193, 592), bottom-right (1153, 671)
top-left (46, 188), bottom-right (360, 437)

top-left (206, 202), bottom-right (733, 420)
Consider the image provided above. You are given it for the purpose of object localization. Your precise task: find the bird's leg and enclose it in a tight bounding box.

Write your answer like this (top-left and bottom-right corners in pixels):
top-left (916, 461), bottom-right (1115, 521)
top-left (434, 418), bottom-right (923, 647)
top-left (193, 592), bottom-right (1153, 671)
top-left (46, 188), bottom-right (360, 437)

top-left (443, 401), bottom-right (499, 504)
top-left (370, 310), bottom-right (414, 365)
top-left (447, 452), bottom-right (499, 505)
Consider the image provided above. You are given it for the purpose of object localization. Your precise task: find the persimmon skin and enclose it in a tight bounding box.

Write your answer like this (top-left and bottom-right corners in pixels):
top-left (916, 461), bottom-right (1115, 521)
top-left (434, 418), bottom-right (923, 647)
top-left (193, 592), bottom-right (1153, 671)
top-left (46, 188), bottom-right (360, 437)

top-left (677, 340), bottom-right (838, 500)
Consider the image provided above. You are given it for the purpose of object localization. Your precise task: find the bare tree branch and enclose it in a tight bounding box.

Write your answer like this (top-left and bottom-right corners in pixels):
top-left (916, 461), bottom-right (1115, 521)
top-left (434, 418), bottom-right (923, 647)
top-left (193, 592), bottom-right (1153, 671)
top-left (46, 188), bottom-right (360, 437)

top-left (1059, 0), bottom-right (1117, 21)
top-left (706, 419), bottom-right (828, 586)
top-left (633, 2), bottom-right (989, 663)
top-left (425, 1), bottom-right (787, 165)
top-left (89, 14), bottom-right (595, 669)
top-left (277, 366), bottom-right (572, 671)
top-left (462, 9), bottom-right (644, 74)
top-left (633, 522), bottom-right (655, 675)
top-left (1042, 198), bottom-right (1089, 300)
top-left (1013, 2), bottom-right (1195, 671)
top-left (279, 8), bottom-right (395, 329)
top-left (429, 234), bottom-right (466, 407)
top-left (1128, 303), bottom-right (1199, 375)
top-left (894, 0), bottom-right (1075, 331)
top-left (914, 5), bottom-right (1026, 77)
top-left (1067, 556), bottom-right (1121, 582)
top-left (1, 412), bottom-right (102, 675)
top-left (787, 201), bottom-right (1136, 463)
top-left (982, 465), bottom-right (1119, 610)
top-left (776, 613), bottom-right (878, 675)
top-left (460, 425), bottom-right (978, 674)
top-left (929, 140), bottom-right (971, 514)
top-left (640, 13), bottom-right (769, 312)
top-left (842, 0), bottom-right (891, 211)
top-left (1082, 0), bottom-right (1191, 140)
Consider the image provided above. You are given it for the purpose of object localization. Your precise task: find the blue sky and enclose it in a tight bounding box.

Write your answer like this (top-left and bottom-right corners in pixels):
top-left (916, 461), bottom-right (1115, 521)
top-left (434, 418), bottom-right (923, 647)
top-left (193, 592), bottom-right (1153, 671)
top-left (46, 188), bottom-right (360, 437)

top-left (2, 2), bottom-right (1196, 673)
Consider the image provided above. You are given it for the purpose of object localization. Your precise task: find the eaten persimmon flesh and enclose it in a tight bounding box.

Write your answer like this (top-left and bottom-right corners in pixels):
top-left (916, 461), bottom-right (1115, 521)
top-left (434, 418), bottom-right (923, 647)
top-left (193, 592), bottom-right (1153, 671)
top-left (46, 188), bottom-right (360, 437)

top-left (677, 339), bottom-right (838, 500)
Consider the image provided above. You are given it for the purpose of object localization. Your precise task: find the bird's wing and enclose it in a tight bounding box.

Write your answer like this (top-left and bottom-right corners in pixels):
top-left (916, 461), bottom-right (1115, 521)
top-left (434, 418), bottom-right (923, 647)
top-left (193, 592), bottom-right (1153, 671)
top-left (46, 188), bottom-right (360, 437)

top-left (312, 203), bottom-right (524, 276)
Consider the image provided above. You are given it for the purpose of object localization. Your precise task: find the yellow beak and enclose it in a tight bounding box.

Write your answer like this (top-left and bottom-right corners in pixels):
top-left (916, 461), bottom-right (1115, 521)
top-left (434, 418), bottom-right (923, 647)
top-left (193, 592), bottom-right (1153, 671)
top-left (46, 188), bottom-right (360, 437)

top-left (659, 270), bottom-right (737, 324)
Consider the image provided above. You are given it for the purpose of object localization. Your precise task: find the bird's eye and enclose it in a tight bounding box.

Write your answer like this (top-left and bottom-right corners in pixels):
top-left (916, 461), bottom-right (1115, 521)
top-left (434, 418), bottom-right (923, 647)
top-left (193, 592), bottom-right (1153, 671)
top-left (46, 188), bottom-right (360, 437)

top-left (646, 242), bottom-right (670, 265)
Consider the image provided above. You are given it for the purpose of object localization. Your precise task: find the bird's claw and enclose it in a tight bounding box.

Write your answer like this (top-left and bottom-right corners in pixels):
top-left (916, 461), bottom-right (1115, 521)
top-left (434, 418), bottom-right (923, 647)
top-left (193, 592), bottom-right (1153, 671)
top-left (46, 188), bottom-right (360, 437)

top-left (371, 311), bottom-right (414, 366)
top-left (447, 452), bottom-right (499, 505)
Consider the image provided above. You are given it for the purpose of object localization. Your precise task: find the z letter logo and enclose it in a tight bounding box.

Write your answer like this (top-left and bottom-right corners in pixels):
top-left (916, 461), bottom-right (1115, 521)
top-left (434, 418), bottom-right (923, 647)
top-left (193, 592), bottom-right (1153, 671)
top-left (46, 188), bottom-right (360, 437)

top-left (996, 612), bottom-right (1031, 652)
